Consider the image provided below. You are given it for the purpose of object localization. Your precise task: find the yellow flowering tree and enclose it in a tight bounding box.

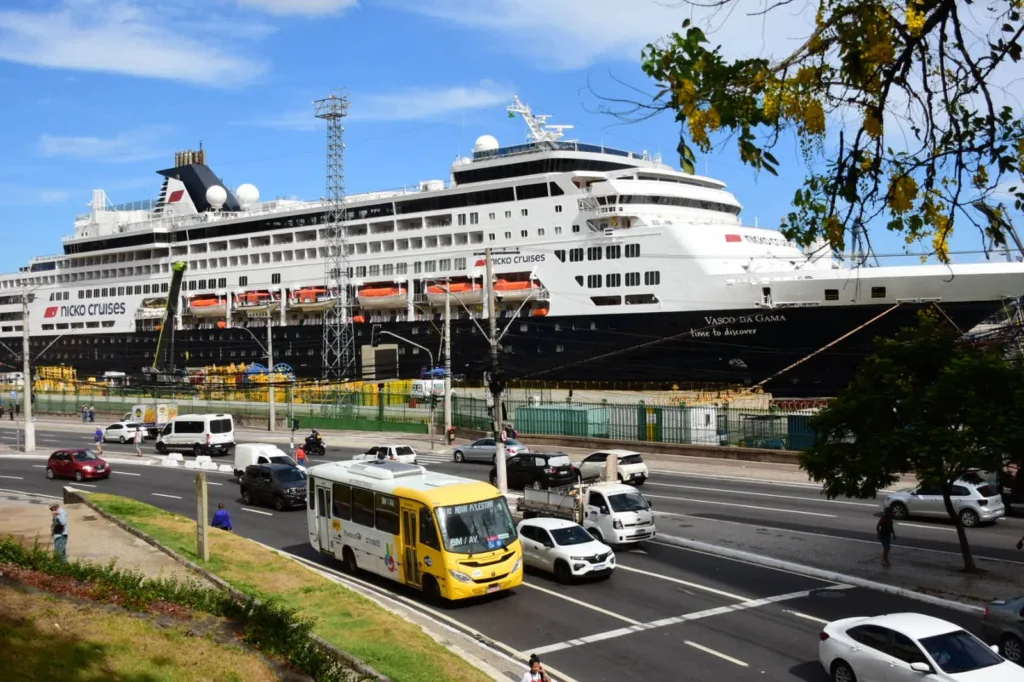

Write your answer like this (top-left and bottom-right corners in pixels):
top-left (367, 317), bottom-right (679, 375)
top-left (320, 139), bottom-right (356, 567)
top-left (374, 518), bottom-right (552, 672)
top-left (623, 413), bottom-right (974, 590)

top-left (639, 1), bottom-right (1024, 262)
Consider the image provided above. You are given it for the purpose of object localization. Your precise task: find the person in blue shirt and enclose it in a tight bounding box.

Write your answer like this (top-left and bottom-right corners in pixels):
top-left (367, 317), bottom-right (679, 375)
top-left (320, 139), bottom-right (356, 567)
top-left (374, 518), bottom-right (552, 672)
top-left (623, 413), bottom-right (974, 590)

top-left (49, 503), bottom-right (69, 563)
top-left (211, 503), bottom-right (233, 532)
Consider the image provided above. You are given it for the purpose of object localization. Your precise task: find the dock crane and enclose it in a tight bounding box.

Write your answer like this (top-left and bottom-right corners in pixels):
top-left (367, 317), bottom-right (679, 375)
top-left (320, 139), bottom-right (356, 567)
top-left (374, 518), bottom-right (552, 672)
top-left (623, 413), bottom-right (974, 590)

top-left (141, 261), bottom-right (188, 384)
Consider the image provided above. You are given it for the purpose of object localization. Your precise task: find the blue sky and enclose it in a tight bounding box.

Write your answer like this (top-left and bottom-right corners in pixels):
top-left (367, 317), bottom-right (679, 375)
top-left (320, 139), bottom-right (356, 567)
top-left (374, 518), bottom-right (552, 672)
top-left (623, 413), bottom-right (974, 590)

top-left (0, 0), bottom-right (1018, 273)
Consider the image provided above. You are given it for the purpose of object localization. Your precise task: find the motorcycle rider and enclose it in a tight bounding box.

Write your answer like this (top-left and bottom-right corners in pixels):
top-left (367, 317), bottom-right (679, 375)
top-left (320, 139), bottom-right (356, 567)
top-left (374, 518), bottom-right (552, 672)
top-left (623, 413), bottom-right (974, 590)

top-left (304, 429), bottom-right (324, 456)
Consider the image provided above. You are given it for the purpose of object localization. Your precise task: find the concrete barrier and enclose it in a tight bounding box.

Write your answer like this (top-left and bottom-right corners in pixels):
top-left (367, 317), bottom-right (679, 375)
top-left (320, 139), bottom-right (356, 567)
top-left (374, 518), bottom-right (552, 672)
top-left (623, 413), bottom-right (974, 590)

top-left (218, 464), bottom-right (233, 473)
top-left (452, 426), bottom-right (802, 464)
top-left (183, 460), bottom-right (198, 469)
top-left (167, 453), bottom-right (184, 462)
top-left (160, 458), bottom-right (179, 467)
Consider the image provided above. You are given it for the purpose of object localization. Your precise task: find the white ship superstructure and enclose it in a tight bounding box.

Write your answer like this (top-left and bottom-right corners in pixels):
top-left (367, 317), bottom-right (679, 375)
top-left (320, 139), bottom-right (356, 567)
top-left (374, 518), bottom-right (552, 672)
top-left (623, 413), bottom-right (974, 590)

top-left (1, 97), bottom-right (1022, 396)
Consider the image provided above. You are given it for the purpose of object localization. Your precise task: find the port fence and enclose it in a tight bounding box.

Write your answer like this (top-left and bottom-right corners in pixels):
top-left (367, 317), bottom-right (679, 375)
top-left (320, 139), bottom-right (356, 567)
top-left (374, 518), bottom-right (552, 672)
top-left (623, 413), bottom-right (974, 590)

top-left (17, 387), bottom-right (821, 449)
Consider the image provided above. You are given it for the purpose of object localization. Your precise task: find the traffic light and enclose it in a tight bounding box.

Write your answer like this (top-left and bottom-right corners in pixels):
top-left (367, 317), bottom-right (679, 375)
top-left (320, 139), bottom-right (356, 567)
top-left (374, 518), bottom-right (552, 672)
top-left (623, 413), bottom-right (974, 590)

top-left (370, 324), bottom-right (382, 347)
top-left (488, 370), bottom-right (506, 396)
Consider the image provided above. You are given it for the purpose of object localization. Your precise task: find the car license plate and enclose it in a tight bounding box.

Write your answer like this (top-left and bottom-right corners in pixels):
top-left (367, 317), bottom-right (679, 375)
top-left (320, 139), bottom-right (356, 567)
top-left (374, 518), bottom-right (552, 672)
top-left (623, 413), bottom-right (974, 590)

top-left (486, 583), bottom-right (501, 594)
top-left (592, 563), bottom-right (605, 570)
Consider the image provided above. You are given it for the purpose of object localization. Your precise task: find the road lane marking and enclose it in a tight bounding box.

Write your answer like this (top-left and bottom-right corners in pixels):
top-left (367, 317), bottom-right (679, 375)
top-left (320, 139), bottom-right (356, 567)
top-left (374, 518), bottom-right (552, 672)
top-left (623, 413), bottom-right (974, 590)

top-left (0, 475), bottom-right (24, 480)
top-left (684, 640), bottom-right (749, 667)
top-left (649, 469), bottom-right (825, 488)
top-left (645, 482), bottom-right (878, 507)
top-left (898, 522), bottom-right (955, 533)
top-left (112, 471), bottom-right (141, 477)
top-left (784, 609), bottom-right (829, 624)
top-left (32, 465), bottom-right (45, 468)
top-left (614, 564), bottom-right (747, 601)
top-left (207, 481), bottom-right (223, 486)
top-left (152, 493), bottom-right (182, 499)
top-left (0, 488), bottom-right (60, 500)
top-left (241, 507), bottom-right (273, 516)
top-left (71, 483), bottom-right (98, 488)
top-left (644, 494), bottom-right (837, 518)
top-left (529, 588), bottom-right (833, 655)
top-left (652, 512), bottom-right (1024, 566)
top-left (521, 582), bottom-right (642, 625)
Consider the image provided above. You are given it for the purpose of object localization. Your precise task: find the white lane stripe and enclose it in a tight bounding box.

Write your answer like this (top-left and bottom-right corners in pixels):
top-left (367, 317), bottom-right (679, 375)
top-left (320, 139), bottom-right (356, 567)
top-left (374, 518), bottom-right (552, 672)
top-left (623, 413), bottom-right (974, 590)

top-left (0, 487), bottom-right (61, 500)
top-left (71, 483), bottom-right (98, 488)
top-left (784, 609), bottom-right (829, 624)
top-left (897, 522), bottom-right (955, 533)
top-left (644, 493), bottom-right (837, 518)
top-left (530, 588), bottom-right (830, 655)
top-left (521, 582), bottom-right (642, 625)
top-left (152, 493), bottom-right (182, 499)
top-left (241, 507), bottom-right (273, 516)
top-left (207, 481), bottom-right (223, 486)
top-left (32, 465), bottom-right (45, 468)
top-left (684, 640), bottom-right (749, 667)
top-left (0, 475), bottom-right (24, 480)
top-left (614, 564), bottom-right (747, 601)
top-left (112, 471), bottom-right (141, 477)
top-left (652, 511), bottom-right (1024, 566)
top-left (648, 468), bottom-right (825, 488)
top-left (645, 481), bottom-right (878, 508)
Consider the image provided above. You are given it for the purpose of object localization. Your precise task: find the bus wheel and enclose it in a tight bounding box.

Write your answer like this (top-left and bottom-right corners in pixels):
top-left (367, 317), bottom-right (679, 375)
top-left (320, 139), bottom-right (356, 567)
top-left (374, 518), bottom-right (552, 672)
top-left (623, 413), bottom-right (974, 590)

top-left (342, 547), bottom-right (358, 575)
top-left (422, 575), bottom-right (443, 606)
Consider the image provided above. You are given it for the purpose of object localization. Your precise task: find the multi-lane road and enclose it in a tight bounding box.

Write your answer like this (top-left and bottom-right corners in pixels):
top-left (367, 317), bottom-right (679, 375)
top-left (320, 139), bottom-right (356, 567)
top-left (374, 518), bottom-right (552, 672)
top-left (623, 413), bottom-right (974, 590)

top-left (0, 426), bottom-right (1018, 682)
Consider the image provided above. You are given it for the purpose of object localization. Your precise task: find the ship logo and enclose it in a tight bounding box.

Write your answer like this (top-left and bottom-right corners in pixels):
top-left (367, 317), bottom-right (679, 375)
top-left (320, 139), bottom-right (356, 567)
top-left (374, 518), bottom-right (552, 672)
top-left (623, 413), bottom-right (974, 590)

top-left (474, 259), bottom-right (486, 267)
top-left (384, 543), bottom-right (397, 573)
top-left (168, 189), bottom-right (185, 203)
top-left (725, 234), bottom-right (742, 243)
top-left (43, 307), bottom-right (58, 319)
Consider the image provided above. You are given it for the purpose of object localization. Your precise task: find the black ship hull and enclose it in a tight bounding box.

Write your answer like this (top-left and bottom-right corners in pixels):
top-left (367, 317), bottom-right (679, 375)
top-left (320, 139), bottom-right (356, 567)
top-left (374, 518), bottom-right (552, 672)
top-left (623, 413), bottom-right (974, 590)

top-left (9, 301), bottom-right (1002, 397)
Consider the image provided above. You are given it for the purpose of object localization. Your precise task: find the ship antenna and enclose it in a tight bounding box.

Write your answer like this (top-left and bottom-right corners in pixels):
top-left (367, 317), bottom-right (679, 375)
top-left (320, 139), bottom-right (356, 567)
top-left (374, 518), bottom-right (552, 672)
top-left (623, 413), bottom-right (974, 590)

top-left (508, 95), bottom-right (575, 148)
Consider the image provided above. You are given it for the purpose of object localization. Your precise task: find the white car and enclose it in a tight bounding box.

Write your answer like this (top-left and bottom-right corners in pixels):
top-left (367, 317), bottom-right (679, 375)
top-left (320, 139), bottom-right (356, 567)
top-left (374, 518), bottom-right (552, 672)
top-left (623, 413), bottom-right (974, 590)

top-left (352, 444), bottom-right (418, 464)
top-left (103, 422), bottom-right (144, 443)
top-left (516, 517), bottom-right (615, 584)
top-left (819, 612), bottom-right (1022, 682)
top-left (882, 480), bottom-right (1005, 527)
top-left (575, 450), bottom-right (649, 485)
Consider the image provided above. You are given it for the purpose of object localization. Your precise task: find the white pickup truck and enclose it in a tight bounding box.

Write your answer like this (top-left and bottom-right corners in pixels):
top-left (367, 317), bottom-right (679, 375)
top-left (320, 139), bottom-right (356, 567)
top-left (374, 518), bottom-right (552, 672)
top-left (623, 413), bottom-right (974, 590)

top-left (517, 482), bottom-right (656, 546)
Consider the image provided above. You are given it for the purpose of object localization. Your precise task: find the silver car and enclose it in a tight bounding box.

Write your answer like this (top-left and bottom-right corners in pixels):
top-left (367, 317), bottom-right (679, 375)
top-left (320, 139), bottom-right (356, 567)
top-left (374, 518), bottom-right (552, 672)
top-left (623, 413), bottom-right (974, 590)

top-left (452, 437), bottom-right (529, 463)
top-left (981, 596), bottom-right (1024, 665)
top-left (882, 480), bottom-right (1005, 527)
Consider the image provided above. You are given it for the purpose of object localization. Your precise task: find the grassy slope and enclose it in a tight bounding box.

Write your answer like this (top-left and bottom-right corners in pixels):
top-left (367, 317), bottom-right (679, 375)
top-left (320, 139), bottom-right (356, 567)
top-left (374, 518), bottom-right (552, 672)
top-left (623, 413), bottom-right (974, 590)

top-left (0, 584), bottom-right (279, 682)
top-left (88, 494), bottom-right (491, 682)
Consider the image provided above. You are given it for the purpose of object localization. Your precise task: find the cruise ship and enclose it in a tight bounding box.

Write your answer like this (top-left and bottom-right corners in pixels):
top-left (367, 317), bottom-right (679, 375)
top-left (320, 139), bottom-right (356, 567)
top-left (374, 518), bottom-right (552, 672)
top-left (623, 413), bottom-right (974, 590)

top-left (2, 97), bottom-right (1022, 397)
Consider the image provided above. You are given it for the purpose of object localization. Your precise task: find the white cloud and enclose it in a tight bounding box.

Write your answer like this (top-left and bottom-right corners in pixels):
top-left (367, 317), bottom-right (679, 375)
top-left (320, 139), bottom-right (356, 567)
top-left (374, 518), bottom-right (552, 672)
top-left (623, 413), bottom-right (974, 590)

top-left (237, 0), bottom-right (358, 16)
top-left (393, 0), bottom-right (814, 70)
top-left (0, 184), bottom-right (71, 206)
top-left (37, 126), bottom-right (174, 164)
top-left (240, 81), bottom-right (513, 130)
top-left (0, 1), bottom-right (267, 86)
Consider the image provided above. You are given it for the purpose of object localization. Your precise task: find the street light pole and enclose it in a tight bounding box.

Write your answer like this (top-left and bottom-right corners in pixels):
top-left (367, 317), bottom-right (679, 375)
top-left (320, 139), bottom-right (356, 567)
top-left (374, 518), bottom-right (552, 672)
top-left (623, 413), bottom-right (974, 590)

top-left (21, 292), bottom-right (35, 453)
top-left (484, 248), bottom-right (507, 495)
top-left (379, 330), bottom-right (435, 448)
top-left (266, 318), bottom-right (275, 432)
top-left (443, 282), bottom-right (452, 435)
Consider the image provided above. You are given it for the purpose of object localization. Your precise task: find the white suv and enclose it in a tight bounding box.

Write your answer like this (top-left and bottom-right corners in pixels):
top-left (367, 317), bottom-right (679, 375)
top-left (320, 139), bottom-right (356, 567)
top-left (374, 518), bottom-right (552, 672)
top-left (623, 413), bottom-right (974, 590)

top-left (882, 480), bottom-right (1005, 527)
top-left (575, 450), bottom-right (649, 485)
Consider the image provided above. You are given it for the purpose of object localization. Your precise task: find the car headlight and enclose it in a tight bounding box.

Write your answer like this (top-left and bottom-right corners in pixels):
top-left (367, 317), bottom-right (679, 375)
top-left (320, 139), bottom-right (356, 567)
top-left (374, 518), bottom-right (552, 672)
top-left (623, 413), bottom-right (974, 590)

top-left (448, 570), bottom-right (473, 583)
top-left (512, 558), bottom-right (522, 573)
top-left (82, 466), bottom-right (93, 472)
top-left (570, 556), bottom-right (588, 562)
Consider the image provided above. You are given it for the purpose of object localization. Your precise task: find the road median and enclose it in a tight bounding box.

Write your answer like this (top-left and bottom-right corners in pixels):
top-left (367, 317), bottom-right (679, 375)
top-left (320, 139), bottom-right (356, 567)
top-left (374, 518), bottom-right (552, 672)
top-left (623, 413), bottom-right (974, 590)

top-left (77, 491), bottom-right (494, 682)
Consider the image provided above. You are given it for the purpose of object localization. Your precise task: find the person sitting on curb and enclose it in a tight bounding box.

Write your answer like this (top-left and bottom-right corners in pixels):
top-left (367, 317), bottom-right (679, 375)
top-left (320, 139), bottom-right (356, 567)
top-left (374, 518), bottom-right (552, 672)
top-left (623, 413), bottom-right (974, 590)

top-left (49, 503), bottom-right (69, 563)
top-left (211, 503), bottom-right (233, 532)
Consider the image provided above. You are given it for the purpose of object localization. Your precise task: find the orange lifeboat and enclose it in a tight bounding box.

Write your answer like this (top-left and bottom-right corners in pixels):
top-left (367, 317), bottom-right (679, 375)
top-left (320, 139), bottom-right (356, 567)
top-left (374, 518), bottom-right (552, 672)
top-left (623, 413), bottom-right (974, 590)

top-left (493, 279), bottom-right (541, 302)
top-left (357, 286), bottom-right (408, 310)
top-left (288, 286), bottom-right (337, 311)
top-left (189, 295), bottom-right (227, 317)
top-left (237, 290), bottom-right (279, 313)
top-left (426, 282), bottom-right (484, 306)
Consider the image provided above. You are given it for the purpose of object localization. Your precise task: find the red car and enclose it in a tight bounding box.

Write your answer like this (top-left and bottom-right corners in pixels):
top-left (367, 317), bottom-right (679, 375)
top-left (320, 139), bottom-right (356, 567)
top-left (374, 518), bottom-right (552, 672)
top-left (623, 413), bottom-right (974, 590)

top-left (46, 449), bottom-right (112, 482)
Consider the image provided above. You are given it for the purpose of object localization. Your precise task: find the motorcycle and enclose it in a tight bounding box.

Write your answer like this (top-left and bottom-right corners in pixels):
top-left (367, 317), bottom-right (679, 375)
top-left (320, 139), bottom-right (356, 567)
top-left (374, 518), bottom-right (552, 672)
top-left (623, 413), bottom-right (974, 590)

top-left (305, 436), bottom-right (326, 457)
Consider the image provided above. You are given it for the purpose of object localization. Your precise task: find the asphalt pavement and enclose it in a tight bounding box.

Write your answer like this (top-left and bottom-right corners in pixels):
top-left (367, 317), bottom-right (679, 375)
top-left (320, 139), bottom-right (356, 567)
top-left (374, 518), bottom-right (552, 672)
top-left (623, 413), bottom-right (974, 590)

top-left (0, 430), bottom-right (1006, 682)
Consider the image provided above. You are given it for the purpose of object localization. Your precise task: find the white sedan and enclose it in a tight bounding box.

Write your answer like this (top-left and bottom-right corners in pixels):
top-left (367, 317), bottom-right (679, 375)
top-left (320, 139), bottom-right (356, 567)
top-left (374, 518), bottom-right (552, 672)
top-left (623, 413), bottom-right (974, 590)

top-left (819, 612), bottom-right (1022, 682)
top-left (103, 422), bottom-right (144, 443)
top-left (516, 517), bottom-right (615, 584)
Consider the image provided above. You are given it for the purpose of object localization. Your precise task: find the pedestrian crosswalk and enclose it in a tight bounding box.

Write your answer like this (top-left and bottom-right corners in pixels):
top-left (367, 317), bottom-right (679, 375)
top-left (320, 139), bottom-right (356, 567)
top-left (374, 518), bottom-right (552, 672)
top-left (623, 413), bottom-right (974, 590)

top-left (414, 452), bottom-right (454, 465)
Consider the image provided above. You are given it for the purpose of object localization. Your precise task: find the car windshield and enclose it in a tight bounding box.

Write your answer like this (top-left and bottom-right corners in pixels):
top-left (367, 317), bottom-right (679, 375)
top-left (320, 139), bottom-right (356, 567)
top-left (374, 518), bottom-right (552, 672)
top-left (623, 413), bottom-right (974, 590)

top-left (608, 490), bottom-right (650, 512)
top-left (919, 630), bottom-right (1003, 674)
top-left (74, 451), bottom-right (99, 462)
top-left (976, 484), bottom-right (1000, 498)
top-left (270, 455), bottom-right (296, 467)
top-left (549, 525), bottom-right (594, 546)
top-left (547, 455), bottom-right (571, 467)
top-left (435, 497), bottom-right (517, 554)
top-left (396, 446), bottom-right (415, 456)
top-left (621, 454), bottom-right (644, 465)
top-left (273, 468), bottom-right (306, 483)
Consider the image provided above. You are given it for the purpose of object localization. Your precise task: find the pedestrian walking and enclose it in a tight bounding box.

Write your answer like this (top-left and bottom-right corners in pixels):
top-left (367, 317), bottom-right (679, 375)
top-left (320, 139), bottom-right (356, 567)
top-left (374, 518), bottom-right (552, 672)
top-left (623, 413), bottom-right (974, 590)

top-left (521, 654), bottom-right (554, 682)
top-left (211, 503), bottom-right (233, 532)
top-left (49, 503), bottom-right (69, 563)
top-left (81, 405), bottom-right (87, 422)
top-left (877, 505), bottom-right (897, 567)
top-left (88, 405), bottom-right (95, 422)
top-left (295, 445), bottom-right (308, 467)
top-left (134, 425), bottom-right (143, 457)
top-left (94, 426), bottom-right (104, 455)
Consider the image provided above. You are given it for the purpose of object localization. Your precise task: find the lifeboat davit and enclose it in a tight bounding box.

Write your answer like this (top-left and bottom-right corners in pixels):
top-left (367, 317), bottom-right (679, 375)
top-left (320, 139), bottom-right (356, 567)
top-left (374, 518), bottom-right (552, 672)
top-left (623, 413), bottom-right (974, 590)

top-left (493, 279), bottom-right (541, 302)
top-left (357, 286), bottom-right (408, 310)
top-left (236, 290), bottom-right (279, 313)
top-left (189, 294), bottom-right (227, 318)
top-left (289, 286), bottom-right (338, 311)
top-left (426, 282), bottom-right (484, 307)
top-left (135, 296), bottom-right (167, 320)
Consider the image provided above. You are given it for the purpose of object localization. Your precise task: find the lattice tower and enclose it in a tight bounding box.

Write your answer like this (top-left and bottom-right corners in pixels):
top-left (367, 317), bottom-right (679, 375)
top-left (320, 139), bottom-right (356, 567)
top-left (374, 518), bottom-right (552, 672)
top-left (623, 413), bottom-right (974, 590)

top-left (314, 94), bottom-right (356, 381)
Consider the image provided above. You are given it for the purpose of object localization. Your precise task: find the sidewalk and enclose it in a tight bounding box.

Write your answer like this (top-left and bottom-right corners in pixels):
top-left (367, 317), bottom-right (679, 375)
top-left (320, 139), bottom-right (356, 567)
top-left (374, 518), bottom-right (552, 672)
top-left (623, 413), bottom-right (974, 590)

top-left (0, 490), bottom-right (206, 585)
top-left (1, 415), bottom-right (923, 488)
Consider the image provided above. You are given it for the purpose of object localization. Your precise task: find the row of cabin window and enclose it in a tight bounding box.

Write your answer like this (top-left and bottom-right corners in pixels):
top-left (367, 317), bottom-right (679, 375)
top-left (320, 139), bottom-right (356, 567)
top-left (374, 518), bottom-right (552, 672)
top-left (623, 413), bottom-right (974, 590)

top-left (325, 482), bottom-right (443, 550)
top-left (583, 271), bottom-right (661, 288)
top-left (78, 282), bottom-right (171, 299)
top-left (554, 243), bottom-right (641, 263)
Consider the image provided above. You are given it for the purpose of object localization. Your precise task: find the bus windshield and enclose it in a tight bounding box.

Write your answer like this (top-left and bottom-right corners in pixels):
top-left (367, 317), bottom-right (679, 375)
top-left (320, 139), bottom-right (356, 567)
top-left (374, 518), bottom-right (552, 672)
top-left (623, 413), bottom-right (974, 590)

top-left (435, 497), bottom-right (517, 554)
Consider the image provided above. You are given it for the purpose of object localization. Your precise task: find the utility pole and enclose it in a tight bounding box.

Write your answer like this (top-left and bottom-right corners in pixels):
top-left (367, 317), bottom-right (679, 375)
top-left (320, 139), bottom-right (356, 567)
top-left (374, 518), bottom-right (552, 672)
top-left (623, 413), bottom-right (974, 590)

top-left (484, 247), bottom-right (507, 494)
top-left (443, 282), bottom-right (452, 436)
top-left (266, 318), bottom-right (275, 432)
top-left (21, 292), bottom-right (35, 453)
top-left (195, 472), bottom-right (209, 561)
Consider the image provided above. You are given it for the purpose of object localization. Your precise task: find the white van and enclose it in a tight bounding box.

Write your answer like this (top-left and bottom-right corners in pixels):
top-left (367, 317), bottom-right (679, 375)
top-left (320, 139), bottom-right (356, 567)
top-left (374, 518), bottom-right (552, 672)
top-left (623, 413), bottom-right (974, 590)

top-left (233, 443), bottom-right (301, 479)
top-left (155, 413), bottom-right (235, 456)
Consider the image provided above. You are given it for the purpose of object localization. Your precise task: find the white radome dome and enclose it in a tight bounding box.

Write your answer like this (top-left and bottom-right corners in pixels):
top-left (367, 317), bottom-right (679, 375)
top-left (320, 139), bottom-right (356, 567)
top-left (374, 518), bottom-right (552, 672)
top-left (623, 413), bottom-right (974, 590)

top-left (205, 185), bottom-right (227, 210)
top-left (473, 134), bottom-right (499, 153)
top-left (236, 183), bottom-right (260, 208)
